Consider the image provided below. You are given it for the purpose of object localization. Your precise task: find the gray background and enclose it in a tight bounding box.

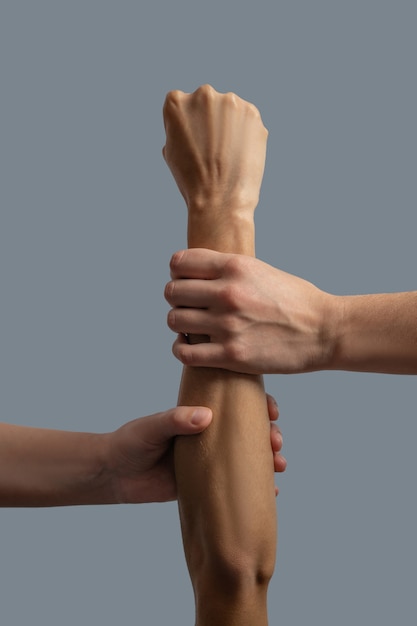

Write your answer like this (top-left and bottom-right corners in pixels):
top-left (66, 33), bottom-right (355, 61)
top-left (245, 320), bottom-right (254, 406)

top-left (1, 1), bottom-right (416, 624)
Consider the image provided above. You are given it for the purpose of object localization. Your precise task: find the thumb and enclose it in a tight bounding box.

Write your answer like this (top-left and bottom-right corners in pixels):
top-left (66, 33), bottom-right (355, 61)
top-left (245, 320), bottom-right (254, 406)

top-left (146, 406), bottom-right (213, 446)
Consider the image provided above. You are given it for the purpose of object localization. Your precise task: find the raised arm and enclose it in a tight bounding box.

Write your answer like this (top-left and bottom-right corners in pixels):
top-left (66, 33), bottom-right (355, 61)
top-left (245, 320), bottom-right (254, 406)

top-left (163, 85), bottom-right (276, 626)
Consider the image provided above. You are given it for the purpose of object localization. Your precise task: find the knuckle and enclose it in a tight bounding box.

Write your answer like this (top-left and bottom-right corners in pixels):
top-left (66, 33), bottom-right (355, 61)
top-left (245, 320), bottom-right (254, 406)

top-left (224, 254), bottom-right (247, 278)
top-left (224, 340), bottom-right (247, 366)
top-left (164, 89), bottom-right (183, 110)
top-left (224, 91), bottom-right (239, 108)
top-left (221, 312), bottom-right (240, 334)
top-left (219, 282), bottom-right (243, 310)
top-left (244, 101), bottom-right (268, 135)
top-left (247, 101), bottom-right (261, 119)
top-left (226, 256), bottom-right (241, 275)
top-left (196, 83), bottom-right (215, 97)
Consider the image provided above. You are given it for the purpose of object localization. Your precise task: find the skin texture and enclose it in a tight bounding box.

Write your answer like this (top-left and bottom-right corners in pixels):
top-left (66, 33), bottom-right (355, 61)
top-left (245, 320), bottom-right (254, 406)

top-left (166, 248), bottom-right (417, 375)
top-left (0, 400), bottom-right (285, 507)
top-left (0, 407), bottom-right (211, 507)
top-left (163, 85), bottom-right (277, 626)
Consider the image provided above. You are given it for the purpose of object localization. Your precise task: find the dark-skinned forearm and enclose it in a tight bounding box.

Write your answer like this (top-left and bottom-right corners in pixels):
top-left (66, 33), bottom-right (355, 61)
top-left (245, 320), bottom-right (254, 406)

top-left (175, 214), bottom-right (277, 626)
top-left (0, 423), bottom-right (111, 507)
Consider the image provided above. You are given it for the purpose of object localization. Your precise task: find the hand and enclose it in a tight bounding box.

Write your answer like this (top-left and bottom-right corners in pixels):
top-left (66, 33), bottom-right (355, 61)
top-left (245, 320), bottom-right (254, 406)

top-left (166, 248), bottom-right (337, 375)
top-left (162, 84), bottom-right (268, 215)
top-left (106, 398), bottom-right (286, 504)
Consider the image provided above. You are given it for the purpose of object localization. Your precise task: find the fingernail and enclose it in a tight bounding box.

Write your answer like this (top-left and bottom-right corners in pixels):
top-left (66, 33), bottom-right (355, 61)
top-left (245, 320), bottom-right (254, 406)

top-left (191, 408), bottom-right (211, 425)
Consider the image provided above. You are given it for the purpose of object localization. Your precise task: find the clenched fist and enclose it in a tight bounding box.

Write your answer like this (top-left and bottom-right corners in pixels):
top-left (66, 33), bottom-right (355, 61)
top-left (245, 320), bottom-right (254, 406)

top-left (162, 84), bottom-right (268, 217)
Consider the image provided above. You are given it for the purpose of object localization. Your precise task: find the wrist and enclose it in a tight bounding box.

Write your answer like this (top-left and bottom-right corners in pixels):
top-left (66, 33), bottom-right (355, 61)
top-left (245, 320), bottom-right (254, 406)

top-left (187, 209), bottom-right (255, 254)
top-left (58, 432), bottom-right (114, 506)
top-left (187, 190), bottom-right (258, 216)
top-left (322, 293), bottom-right (347, 371)
top-left (95, 431), bottom-right (126, 505)
top-left (287, 287), bottom-right (343, 373)
top-left (53, 431), bottom-right (117, 506)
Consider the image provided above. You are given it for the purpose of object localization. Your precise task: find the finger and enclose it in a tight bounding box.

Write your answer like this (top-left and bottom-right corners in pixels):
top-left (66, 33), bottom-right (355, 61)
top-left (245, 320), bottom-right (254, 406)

top-left (164, 278), bottom-right (218, 308)
top-left (143, 406), bottom-right (213, 447)
top-left (169, 406), bottom-right (213, 435)
top-left (266, 393), bottom-right (279, 421)
top-left (172, 334), bottom-right (229, 369)
top-left (169, 248), bottom-right (229, 280)
top-left (270, 423), bottom-right (283, 453)
top-left (274, 451), bottom-right (287, 473)
top-left (167, 307), bottom-right (219, 336)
